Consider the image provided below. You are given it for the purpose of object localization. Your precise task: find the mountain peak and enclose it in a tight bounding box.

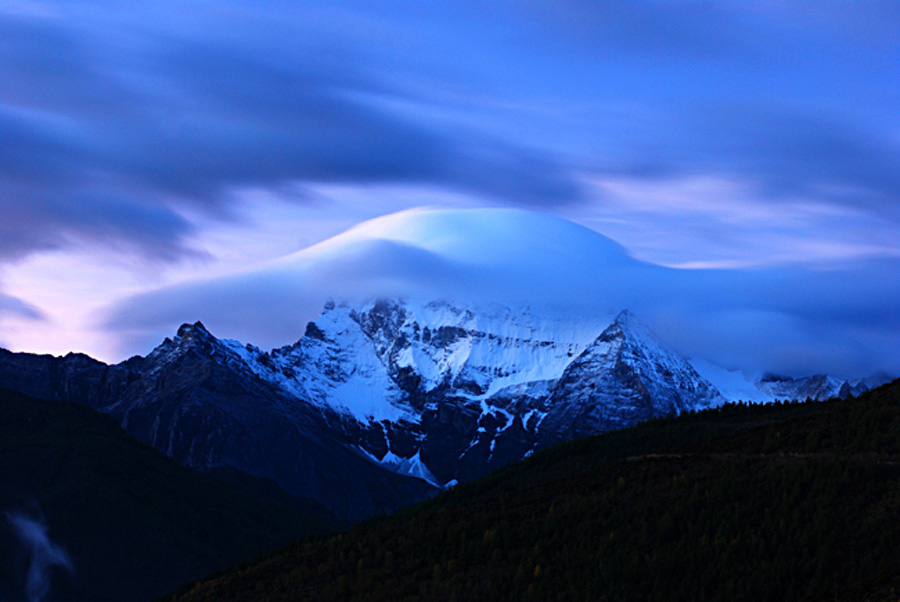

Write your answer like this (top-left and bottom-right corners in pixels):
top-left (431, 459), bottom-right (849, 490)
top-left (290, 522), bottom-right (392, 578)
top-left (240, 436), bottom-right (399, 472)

top-left (614, 309), bottom-right (636, 322)
top-left (151, 320), bottom-right (224, 359)
top-left (598, 309), bottom-right (657, 345)
top-left (176, 321), bottom-right (212, 339)
top-left (611, 309), bottom-right (642, 332)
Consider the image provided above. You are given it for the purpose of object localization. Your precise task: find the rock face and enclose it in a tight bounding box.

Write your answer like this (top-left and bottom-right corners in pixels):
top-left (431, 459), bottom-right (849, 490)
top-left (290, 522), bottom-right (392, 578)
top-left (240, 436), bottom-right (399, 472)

top-left (0, 299), bottom-right (878, 520)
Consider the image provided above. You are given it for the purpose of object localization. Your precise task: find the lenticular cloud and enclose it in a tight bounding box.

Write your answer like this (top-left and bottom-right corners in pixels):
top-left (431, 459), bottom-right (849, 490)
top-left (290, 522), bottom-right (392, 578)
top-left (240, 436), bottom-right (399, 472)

top-left (103, 207), bottom-right (900, 379)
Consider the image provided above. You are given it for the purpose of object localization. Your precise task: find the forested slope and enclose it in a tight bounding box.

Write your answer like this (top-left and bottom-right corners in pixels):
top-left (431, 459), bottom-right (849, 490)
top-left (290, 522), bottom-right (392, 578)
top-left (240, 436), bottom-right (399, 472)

top-left (163, 380), bottom-right (900, 602)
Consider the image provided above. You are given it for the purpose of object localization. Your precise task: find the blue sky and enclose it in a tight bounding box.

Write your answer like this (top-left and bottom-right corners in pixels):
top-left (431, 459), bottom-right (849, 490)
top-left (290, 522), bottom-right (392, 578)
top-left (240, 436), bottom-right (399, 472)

top-left (0, 1), bottom-right (898, 377)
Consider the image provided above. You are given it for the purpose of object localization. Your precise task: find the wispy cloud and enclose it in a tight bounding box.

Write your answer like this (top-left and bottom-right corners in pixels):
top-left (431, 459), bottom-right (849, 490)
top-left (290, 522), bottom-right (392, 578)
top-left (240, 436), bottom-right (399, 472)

top-left (1, 0), bottom-right (896, 264)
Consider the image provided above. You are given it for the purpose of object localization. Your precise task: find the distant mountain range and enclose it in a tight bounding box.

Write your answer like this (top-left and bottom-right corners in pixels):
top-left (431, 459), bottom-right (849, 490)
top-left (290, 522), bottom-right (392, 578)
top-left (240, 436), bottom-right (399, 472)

top-left (0, 298), bottom-right (888, 523)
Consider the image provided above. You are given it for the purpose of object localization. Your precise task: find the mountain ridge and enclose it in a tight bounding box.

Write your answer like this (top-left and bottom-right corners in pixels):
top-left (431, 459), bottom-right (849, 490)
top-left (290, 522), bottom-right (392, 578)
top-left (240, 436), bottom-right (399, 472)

top-left (0, 298), bottom-right (888, 521)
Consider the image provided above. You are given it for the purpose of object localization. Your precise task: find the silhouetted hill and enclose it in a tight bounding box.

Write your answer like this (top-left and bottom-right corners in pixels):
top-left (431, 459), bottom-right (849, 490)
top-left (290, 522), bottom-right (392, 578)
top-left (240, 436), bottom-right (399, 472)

top-left (161, 379), bottom-right (900, 602)
top-left (0, 387), bottom-right (343, 602)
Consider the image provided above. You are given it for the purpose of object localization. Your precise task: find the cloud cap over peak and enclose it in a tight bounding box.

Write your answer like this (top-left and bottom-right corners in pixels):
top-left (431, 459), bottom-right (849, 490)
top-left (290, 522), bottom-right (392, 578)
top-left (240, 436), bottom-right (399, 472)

top-left (104, 207), bottom-right (900, 379)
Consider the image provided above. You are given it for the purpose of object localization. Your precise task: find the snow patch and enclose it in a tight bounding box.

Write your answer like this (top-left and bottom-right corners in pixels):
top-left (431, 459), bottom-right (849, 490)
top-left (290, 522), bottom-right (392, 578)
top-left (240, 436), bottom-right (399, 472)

top-left (360, 447), bottom-right (440, 487)
top-left (689, 358), bottom-right (774, 403)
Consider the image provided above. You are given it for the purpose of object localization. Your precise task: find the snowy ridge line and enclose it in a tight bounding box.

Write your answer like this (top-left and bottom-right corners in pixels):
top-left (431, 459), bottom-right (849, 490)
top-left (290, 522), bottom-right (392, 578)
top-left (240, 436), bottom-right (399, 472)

top-left (208, 299), bottom-right (879, 430)
top-left (146, 299), bottom-right (891, 492)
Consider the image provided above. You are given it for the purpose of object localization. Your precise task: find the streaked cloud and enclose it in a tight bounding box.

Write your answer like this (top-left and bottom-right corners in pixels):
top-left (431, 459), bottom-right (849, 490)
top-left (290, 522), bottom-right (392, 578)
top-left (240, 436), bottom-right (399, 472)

top-left (0, 1), bottom-right (586, 263)
top-left (0, 1), bottom-right (897, 378)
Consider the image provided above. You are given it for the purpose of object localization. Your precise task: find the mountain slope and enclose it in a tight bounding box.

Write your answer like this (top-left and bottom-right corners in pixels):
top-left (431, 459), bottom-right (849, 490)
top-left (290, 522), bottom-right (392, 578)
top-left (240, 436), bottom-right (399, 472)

top-left (160, 379), bottom-right (900, 602)
top-left (0, 386), bottom-right (342, 602)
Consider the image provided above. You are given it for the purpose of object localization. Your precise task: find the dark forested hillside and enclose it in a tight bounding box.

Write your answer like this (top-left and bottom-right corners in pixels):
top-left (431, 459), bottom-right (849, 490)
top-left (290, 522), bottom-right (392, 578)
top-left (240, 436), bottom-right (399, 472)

top-left (162, 380), bottom-right (900, 602)
top-left (0, 387), bottom-right (343, 602)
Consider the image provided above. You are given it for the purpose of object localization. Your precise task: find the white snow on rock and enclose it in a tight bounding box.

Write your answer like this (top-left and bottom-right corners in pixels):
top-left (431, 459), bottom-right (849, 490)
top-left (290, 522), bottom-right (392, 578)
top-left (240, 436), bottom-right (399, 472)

top-left (223, 305), bottom-right (417, 424)
top-left (352, 299), bottom-right (606, 399)
top-left (213, 295), bottom-right (863, 434)
top-left (148, 297), bottom-right (882, 491)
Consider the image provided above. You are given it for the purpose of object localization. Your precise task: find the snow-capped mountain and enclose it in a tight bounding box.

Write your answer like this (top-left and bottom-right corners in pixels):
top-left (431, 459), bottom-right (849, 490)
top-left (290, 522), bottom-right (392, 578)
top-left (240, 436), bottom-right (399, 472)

top-left (0, 298), bottom-right (886, 520)
top-left (214, 299), bottom-right (727, 484)
top-left (238, 299), bottom-right (604, 417)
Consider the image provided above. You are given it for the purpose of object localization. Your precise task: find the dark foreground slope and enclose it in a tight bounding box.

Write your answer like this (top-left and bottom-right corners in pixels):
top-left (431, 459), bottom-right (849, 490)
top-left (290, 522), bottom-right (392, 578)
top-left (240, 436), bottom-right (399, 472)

top-left (163, 379), bottom-right (900, 602)
top-left (0, 387), bottom-right (342, 602)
